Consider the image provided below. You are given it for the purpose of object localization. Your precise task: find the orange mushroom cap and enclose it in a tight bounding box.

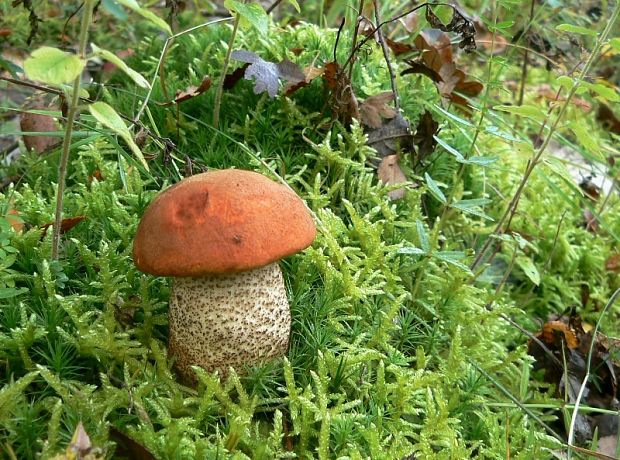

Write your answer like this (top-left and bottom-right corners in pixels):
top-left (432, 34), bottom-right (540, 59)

top-left (133, 169), bottom-right (316, 277)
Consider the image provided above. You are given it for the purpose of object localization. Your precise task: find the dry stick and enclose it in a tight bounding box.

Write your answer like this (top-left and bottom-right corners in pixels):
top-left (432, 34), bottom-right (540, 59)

top-left (470, 4), bottom-right (619, 271)
top-left (373, 0), bottom-right (400, 111)
top-left (517, 0), bottom-right (536, 107)
top-left (51, 0), bottom-right (95, 260)
top-left (347, 0), bottom-right (365, 81)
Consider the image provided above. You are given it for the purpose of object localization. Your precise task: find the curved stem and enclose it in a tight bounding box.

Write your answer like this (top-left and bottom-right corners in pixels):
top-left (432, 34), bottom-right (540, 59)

top-left (212, 13), bottom-right (241, 130)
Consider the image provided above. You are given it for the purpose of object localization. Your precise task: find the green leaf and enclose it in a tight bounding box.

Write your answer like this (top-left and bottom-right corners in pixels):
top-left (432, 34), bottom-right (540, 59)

top-left (102, 0), bottom-right (128, 20)
top-left (451, 199), bottom-right (494, 221)
top-left (569, 121), bottom-right (602, 161)
top-left (0, 287), bottom-right (28, 299)
top-left (397, 246), bottom-right (427, 256)
top-left (224, 1), bottom-right (269, 35)
top-left (287, 0), bottom-right (301, 12)
top-left (91, 44), bottom-right (149, 88)
top-left (416, 220), bottom-right (431, 253)
top-left (434, 135), bottom-right (464, 161)
top-left (556, 24), bottom-right (598, 36)
top-left (116, 0), bottom-right (172, 35)
top-left (590, 83), bottom-right (620, 102)
top-left (515, 255), bottom-right (540, 285)
top-left (88, 102), bottom-right (149, 170)
top-left (434, 251), bottom-right (472, 274)
top-left (610, 38), bottom-right (620, 52)
top-left (24, 47), bottom-right (85, 86)
top-left (424, 173), bottom-right (446, 204)
top-left (494, 104), bottom-right (547, 123)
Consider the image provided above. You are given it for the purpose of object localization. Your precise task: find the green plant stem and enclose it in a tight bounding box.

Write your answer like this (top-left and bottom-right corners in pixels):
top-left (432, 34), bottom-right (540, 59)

top-left (212, 12), bottom-right (241, 130)
top-left (51, 0), bottom-right (94, 260)
top-left (471, 2), bottom-right (620, 271)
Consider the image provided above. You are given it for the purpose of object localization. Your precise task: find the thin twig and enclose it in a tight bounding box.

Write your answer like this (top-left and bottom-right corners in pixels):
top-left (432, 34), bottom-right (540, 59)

top-left (266, 0), bottom-right (284, 14)
top-left (347, 0), bottom-right (365, 80)
top-left (373, 0), bottom-right (400, 111)
top-left (517, 0), bottom-right (536, 107)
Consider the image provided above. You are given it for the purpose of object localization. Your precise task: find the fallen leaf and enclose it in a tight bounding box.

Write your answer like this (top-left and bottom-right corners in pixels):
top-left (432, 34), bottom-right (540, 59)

top-left (322, 61), bottom-right (359, 124)
top-left (386, 38), bottom-right (415, 56)
top-left (20, 107), bottom-right (60, 154)
top-left (284, 65), bottom-right (324, 95)
top-left (377, 154), bottom-right (407, 200)
top-left (0, 28), bottom-right (12, 37)
top-left (367, 114), bottom-right (414, 159)
top-left (605, 254), bottom-right (620, 273)
top-left (161, 75), bottom-right (212, 105)
top-left (359, 92), bottom-right (397, 128)
top-left (413, 111), bottom-right (439, 163)
top-left (231, 50), bottom-right (305, 98)
top-left (400, 30), bottom-right (483, 109)
top-left (40, 215), bottom-right (86, 238)
top-left (5, 205), bottom-right (23, 233)
top-left (223, 63), bottom-right (250, 90)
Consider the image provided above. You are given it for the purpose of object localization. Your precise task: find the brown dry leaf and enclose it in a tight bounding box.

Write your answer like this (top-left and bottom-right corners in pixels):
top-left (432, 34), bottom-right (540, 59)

top-left (322, 61), bottom-right (359, 124)
top-left (377, 155), bottom-right (407, 200)
top-left (359, 92), bottom-right (397, 128)
top-left (284, 65), bottom-right (324, 95)
top-left (474, 18), bottom-right (508, 55)
top-left (5, 204), bottom-right (23, 233)
top-left (537, 87), bottom-right (592, 111)
top-left (20, 108), bottom-right (60, 154)
top-left (386, 38), bottom-right (415, 56)
top-left (223, 64), bottom-right (250, 90)
top-left (367, 114), bottom-right (414, 159)
top-left (605, 254), bottom-right (620, 273)
top-left (323, 61), bottom-right (340, 90)
top-left (413, 111), bottom-right (439, 162)
top-left (400, 30), bottom-right (483, 110)
top-left (101, 49), bottom-right (135, 74)
top-left (41, 215), bottom-right (86, 238)
top-left (166, 75), bottom-right (212, 105)
top-left (539, 320), bottom-right (580, 349)
top-left (0, 28), bottom-right (12, 37)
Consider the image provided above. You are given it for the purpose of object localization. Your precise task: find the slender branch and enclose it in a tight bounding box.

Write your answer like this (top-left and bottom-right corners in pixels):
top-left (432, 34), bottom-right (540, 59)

top-left (347, 0), bottom-right (365, 80)
top-left (373, 0), bottom-right (400, 110)
top-left (51, 0), bottom-right (95, 260)
top-left (517, 0), bottom-right (536, 107)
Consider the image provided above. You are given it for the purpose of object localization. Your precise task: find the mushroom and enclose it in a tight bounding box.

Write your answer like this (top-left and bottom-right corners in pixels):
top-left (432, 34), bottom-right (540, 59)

top-left (133, 169), bottom-right (316, 381)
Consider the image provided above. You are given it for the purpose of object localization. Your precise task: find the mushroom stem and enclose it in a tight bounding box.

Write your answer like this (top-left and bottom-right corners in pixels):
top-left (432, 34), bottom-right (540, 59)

top-left (168, 262), bottom-right (291, 381)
